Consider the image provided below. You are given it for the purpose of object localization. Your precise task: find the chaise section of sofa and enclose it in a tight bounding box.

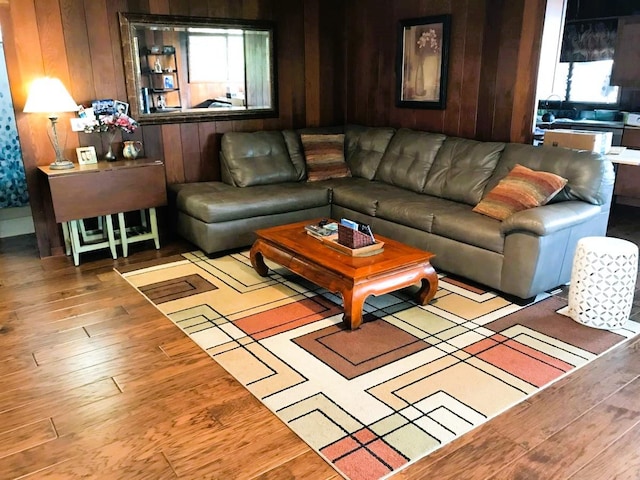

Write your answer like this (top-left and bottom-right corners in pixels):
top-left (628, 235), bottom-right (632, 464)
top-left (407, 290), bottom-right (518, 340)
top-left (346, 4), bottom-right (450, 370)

top-left (169, 124), bottom-right (614, 300)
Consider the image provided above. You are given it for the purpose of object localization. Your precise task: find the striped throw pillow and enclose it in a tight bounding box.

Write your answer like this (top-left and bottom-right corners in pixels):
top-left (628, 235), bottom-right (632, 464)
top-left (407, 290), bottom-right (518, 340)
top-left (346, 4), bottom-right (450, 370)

top-left (301, 134), bottom-right (351, 182)
top-left (473, 164), bottom-right (568, 221)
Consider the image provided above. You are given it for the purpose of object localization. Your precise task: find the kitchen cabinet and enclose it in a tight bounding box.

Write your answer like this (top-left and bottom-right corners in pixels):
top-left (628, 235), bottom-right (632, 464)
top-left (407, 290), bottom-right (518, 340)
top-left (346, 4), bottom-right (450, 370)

top-left (614, 127), bottom-right (640, 206)
top-left (611, 16), bottom-right (640, 88)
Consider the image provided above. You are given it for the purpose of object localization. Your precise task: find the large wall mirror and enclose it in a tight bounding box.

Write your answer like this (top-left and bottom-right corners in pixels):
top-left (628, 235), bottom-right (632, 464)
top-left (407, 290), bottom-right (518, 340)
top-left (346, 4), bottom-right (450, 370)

top-left (119, 13), bottom-right (278, 124)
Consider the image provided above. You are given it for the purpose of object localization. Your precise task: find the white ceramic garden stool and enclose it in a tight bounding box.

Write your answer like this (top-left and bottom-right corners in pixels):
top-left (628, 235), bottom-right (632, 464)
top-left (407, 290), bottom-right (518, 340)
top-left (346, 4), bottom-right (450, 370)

top-left (566, 236), bottom-right (638, 329)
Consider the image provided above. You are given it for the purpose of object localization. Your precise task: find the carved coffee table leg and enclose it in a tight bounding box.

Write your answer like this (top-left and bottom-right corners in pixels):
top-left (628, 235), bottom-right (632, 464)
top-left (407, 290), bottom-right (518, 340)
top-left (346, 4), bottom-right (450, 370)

top-left (250, 240), bottom-right (269, 277)
top-left (341, 287), bottom-right (366, 330)
top-left (416, 262), bottom-right (439, 305)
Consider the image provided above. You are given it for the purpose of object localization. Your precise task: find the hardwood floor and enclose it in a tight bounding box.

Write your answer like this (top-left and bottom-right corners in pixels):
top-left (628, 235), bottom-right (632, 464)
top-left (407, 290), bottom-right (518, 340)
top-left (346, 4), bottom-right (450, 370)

top-left (0, 204), bottom-right (639, 479)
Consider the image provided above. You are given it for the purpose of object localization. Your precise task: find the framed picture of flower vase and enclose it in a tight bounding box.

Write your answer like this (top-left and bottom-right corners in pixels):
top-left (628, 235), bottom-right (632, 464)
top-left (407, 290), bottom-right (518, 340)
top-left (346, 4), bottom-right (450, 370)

top-left (396, 15), bottom-right (451, 109)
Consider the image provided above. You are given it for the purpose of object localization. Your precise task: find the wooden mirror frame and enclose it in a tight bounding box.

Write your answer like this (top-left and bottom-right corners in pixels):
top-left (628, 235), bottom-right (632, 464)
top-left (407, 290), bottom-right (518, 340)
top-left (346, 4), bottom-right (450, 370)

top-left (119, 12), bottom-right (278, 125)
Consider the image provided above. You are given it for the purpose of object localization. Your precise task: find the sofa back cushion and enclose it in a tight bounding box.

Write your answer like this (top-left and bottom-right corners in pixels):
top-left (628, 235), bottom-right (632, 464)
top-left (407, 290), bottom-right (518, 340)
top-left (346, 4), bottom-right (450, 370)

top-left (374, 129), bottom-right (446, 192)
top-left (220, 131), bottom-right (303, 187)
top-left (344, 125), bottom-right (396, 179)
top-left (485, 143), bottom-right (615, 206)
top-left (422, 137), bottom-right (505, 205)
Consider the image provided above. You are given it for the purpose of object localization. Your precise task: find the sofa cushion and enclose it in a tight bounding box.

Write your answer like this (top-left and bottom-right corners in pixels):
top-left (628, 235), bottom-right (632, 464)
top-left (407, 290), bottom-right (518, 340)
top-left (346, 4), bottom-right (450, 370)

top-left (485, 143), bottom-right (614, 206)
top-left (330, 179), bottom-right (399, 217)
top-left (374, 129), bottom-right (446, 192)
top-left (473, 164), bottom-right (568, 221)
top-left (423, 137), bottom-right (505, 205)
top-left (300, 134), bottom-right (351, 181)
top-left (376, 192), bottom-right (460, 233)
top-left (345, 125), bottom-right (396, 179)
top-left (221, 131), bottom-right (302, 187)
top-left (173, 181), bottom-right (330, 223)
top-left (282, 130), bottom-right (309, 180)
top-left (431, 208), bottom-right (506, 254)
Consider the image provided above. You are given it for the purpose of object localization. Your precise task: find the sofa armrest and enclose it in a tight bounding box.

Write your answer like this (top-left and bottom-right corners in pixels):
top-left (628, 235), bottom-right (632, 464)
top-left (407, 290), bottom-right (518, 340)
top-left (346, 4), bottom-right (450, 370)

top-left (500, 201), bottom-right (602, 236)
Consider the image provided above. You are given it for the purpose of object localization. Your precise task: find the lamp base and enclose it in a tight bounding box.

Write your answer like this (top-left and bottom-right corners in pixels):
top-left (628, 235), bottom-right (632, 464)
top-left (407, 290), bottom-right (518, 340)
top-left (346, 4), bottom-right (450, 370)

top-left (49, 160), bottom-right (75, 170)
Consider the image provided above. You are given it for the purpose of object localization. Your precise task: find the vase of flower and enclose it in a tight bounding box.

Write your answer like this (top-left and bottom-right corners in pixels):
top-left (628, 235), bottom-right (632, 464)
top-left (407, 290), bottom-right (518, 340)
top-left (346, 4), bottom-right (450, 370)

top-left (414, 27), bottom-right (441, 99)
top-left (82, 109), bottom-right (139, 162)
top-left (104, 131), bottom-right (117, 161)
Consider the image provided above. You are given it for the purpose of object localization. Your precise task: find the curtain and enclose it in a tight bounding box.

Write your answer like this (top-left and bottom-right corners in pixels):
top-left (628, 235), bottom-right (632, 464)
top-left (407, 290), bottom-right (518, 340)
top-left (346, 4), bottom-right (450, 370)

top-left (560, 19), bottom-right (618, 62)
top-left (0, 41), bottom-right (28, 208)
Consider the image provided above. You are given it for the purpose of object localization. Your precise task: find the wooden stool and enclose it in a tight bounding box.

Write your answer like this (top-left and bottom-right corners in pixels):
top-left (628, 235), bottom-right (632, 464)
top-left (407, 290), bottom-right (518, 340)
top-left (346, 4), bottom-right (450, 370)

top-left (116, 208), bottom-right (160, 257)
top-left (63, 215), bottom-right (118, 266)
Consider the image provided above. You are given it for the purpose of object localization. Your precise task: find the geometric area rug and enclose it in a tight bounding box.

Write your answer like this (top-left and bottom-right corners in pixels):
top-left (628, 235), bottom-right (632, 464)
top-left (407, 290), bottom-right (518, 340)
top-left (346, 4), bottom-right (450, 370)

top-left (116, 250), bottom-right (640, 480)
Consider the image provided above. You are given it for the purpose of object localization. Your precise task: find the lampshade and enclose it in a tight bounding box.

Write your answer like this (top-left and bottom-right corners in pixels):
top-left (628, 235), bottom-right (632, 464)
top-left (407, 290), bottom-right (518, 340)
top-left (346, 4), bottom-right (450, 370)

top-left (23, 77), bottom-right (78, 114)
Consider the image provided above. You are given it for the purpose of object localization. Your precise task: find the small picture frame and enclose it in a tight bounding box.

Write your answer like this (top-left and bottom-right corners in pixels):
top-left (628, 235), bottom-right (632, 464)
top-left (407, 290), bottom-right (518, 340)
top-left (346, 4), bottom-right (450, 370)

top-left (163, 74), bottom-right (175, 89)
top-left (91, 99), bottom-right (116, 116)
top-left (114, 100), bottom-right (129, 115)
top-left (76, 146), bottom-right (98, 165)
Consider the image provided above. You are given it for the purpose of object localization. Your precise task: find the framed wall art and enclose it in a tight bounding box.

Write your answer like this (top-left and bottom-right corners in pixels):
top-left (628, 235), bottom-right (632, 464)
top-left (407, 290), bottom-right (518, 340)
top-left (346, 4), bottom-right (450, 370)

top-left (396, 15), bottom-right (451, 109)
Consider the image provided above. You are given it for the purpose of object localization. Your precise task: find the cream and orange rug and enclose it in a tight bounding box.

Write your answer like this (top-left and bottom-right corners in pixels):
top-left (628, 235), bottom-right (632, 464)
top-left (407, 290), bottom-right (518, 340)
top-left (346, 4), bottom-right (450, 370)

top-left (117, 250), bottom-right (640, 480)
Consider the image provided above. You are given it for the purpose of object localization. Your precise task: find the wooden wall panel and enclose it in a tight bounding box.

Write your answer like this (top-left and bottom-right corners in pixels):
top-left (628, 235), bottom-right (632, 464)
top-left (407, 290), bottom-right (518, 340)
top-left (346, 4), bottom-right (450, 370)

top-left (345, 0), bottom-right (544, 144)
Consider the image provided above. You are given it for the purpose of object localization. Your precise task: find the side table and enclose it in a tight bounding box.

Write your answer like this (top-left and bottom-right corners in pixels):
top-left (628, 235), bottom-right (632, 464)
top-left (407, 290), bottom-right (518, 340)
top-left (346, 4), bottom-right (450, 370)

top-left (39, 159), bottom-right (167, 264)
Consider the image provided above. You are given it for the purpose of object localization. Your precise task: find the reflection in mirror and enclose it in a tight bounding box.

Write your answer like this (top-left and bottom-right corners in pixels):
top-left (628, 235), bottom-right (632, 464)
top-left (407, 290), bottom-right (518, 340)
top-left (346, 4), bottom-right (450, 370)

top-left (119, 13), bottom-right (277, 124)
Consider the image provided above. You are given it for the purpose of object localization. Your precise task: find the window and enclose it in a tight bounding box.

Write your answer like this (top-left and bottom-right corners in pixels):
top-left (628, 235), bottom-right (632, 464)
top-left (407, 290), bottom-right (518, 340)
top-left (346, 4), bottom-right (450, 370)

top-left (537, 15), bottom-right (620, 106)
top-left (550, 59), bottom-right (619, 104)
top-left (187, 29), bottom-right (245, 84)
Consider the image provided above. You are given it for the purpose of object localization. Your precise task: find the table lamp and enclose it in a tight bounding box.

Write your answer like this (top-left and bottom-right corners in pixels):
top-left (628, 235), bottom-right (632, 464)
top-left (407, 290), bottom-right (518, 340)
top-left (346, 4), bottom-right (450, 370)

top-left (23, 77), bottom-right (78, 170)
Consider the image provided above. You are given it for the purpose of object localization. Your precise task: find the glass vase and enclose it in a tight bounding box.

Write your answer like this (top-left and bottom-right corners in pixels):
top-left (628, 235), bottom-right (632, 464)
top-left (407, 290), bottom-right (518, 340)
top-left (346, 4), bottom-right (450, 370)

top-left (104, 143), bottom-right (117, 162)
top-left (104, 131), bottom-right (117, 161)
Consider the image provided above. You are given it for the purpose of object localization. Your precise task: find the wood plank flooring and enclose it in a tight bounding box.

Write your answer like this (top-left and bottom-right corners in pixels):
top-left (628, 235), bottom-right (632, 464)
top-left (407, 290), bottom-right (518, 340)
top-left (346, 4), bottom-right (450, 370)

top-left (0, 204), bottom-right (639, 479)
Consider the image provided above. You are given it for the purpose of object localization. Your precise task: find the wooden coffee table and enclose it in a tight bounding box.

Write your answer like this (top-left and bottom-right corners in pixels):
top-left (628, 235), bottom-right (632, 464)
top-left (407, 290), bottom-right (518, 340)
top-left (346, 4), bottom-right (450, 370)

top-left (250, 219), bottom-right (438, 329)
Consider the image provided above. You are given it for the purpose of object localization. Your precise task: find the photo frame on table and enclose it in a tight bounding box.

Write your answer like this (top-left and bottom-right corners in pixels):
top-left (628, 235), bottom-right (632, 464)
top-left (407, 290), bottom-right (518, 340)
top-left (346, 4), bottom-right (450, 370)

top-left (92, 99), bottom-right (116, 116)
top-left (114, 100), bottom-right (129, 115)
top-left (76, 146), bottom-right (98, 165)
top-left (396, 15), bottom-right (451, 109)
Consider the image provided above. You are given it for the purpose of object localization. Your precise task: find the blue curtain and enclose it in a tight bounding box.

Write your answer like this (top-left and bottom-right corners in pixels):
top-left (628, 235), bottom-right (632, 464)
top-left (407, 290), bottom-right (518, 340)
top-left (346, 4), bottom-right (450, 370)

top-left (0, 41), bottom-right (28, 208)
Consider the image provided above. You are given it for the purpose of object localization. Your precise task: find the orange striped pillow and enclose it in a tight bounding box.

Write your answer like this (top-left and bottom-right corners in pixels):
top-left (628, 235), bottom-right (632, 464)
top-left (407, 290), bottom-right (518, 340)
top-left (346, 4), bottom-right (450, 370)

top-left (301, 134), bottom-right (351, 182)
top-left (473, 164), bottom-right (568, 221)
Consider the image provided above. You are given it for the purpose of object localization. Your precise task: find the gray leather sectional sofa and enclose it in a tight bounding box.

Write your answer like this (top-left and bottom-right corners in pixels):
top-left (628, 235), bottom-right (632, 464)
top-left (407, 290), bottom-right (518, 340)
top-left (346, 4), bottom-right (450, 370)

top-left (169, 125), bottom-right (615, 300)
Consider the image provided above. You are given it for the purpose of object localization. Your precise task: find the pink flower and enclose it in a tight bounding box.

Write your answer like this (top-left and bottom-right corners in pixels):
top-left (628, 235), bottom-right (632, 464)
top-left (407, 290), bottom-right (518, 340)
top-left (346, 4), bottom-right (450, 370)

top-left (84, 112), bottom-right (138, 135)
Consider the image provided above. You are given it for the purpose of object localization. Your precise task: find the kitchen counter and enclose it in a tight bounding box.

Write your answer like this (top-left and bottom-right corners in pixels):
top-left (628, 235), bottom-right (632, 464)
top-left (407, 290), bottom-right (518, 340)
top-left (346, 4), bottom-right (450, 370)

top-left (537, 119), bottom-right (624, 129)
top-left (606, 148), bottom-right (640, 166)
top-left (536, 119), bottom-right (625, 146)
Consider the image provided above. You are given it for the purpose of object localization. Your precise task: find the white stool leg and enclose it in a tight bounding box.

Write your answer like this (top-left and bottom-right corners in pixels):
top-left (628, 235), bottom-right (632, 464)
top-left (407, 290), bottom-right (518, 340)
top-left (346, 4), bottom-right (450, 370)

top-left (69, 220), bottom-right (81, 266)
top-left (106, 215), bottom-right (117, 259)
top-left (149, 208), bottom-right (160, 249)
top-left (62, 222), bottom-right (71, 256)
top-left (118, 212), bottom-right (129, 257)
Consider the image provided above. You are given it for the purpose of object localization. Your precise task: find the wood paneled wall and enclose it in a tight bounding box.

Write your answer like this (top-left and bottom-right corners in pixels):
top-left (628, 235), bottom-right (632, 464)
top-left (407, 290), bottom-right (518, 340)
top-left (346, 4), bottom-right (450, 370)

top-left (344, 0), bottom-right (545, 143)
top-left (2, 0), bottom-right (544, 258)
top-left (1, 0), bottom-right (345, 257)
